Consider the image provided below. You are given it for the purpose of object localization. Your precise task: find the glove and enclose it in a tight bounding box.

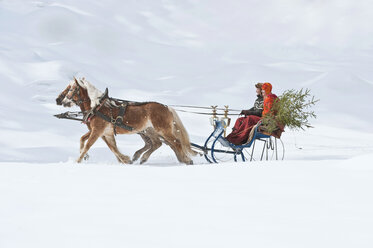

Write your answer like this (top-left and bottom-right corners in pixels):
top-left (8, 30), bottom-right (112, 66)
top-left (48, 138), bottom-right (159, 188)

top-left (240, 110), bottom-right (250, 116)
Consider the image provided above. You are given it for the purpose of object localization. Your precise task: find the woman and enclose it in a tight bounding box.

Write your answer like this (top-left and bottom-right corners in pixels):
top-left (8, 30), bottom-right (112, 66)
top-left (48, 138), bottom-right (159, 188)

top-left (261, 82), bottom-right (278, 117)
top-left (226, 82), bottom-right (276, 145)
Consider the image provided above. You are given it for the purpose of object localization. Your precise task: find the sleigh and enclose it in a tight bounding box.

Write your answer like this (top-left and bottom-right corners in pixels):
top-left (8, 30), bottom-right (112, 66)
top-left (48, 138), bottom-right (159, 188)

top-left (191, 119), bottom-right (284, 163)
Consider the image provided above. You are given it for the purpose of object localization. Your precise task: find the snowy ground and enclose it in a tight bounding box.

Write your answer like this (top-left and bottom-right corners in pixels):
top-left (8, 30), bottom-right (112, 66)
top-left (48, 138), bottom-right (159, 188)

top-left (1, 0), bottom-right (373, 247)
top-left (1, 156), bottom-right (373, 248)
top-left (1, 121), bottom-right (373, 248)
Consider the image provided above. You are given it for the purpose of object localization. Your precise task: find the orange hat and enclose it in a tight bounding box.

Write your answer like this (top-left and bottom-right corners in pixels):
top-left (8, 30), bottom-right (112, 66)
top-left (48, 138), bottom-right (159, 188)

top-left (262, 82), bottom-right (272, 94)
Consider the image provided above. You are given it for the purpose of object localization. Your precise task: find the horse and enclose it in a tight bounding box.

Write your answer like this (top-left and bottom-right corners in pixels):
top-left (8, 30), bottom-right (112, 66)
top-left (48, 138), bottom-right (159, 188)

top-left (56, 77), bottom-right (195, 165)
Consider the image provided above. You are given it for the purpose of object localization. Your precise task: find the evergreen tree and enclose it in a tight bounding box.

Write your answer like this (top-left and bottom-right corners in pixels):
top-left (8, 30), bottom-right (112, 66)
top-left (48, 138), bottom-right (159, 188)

top-left (261, 88), bottom-right (319, 134)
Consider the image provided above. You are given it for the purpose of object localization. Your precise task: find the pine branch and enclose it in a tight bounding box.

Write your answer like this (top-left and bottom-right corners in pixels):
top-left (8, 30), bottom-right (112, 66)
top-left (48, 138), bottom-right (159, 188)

top-left (261, 88), bottom-right (319, 134)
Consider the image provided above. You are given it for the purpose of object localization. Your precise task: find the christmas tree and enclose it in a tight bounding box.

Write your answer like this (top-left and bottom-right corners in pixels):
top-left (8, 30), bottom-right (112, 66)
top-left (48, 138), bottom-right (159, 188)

top-left (261, 88), bottom-right (319, 135)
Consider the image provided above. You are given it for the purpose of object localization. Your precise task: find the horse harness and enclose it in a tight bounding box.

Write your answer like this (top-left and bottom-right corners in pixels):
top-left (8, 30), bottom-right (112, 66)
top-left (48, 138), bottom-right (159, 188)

top-left (91, 100), bottom-right (133, 135)
top-left (64, 84), bottom-right (132, 134)
top-left (59, 84), bottom-right (159, 135)
top-left (83, 91), bottom-right (156, 135)
top-left (55, 101), bottom-right (135, 135)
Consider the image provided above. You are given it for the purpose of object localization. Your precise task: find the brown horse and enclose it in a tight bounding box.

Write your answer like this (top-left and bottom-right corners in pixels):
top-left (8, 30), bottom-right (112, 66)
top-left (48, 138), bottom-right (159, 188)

top-left (56, 77), bottom-right (195, 165)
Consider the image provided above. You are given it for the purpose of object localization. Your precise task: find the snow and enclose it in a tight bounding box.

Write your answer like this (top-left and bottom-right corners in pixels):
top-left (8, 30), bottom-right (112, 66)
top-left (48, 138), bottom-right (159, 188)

top-left (0, 0), bottom-right (373, 247)
top-left (1, 159), bottom-right (373, 248)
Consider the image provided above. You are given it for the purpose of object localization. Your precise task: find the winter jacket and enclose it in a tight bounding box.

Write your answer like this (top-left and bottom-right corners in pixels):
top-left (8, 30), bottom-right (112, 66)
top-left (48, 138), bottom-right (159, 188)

top-left (262, 93), bottom-right (278, 116)
top-left (240, 95), bottom-right (263, 117)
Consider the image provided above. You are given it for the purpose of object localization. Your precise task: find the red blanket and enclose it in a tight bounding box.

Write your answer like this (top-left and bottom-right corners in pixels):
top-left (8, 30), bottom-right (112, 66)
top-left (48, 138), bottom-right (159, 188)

top-left (226, 115), bottom-right (261, 145)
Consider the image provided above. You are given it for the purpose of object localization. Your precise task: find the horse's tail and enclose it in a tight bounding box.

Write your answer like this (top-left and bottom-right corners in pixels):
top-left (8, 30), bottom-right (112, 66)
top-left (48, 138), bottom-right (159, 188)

top-left (168, 107), bottom-right (198, 157)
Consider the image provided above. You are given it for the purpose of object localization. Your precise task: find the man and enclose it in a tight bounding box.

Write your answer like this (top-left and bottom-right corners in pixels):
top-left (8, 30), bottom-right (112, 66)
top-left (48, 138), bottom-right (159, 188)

top-left (226, 83), bottom-right (264, 145)
top-left (240, 83), bottom-right (263, 117)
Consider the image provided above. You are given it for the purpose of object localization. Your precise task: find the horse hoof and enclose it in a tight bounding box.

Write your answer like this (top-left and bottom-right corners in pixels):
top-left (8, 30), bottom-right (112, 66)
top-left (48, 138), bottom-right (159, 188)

top-left (120, 159), bottom-right (132, 164)
top-left (84, 154), bottom-right (89, 161)
top-left (119, 155), bottom-right (132, 164)
top-left (132, 154), bottom-right (140, 162)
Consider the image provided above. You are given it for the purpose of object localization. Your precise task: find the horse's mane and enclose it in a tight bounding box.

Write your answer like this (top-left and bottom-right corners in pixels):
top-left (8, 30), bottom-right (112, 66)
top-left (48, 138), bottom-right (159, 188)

top-left (74, 78), bottom-right (102, 108)
top-left (76, 77), bottom-right (119, 108)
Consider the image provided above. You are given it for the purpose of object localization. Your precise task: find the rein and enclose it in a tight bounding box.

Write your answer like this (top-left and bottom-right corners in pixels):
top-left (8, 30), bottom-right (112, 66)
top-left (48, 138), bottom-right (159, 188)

top-left (174, 109), bottom-right (241, 116)
top-left (55, 86), bottom-right (244, 126)
top-left (111, 99), bottom-right (242, 115)
top-left (168, 104), bottom-right (241, 112)
top-left (168, 105), bottom-right (242, 116)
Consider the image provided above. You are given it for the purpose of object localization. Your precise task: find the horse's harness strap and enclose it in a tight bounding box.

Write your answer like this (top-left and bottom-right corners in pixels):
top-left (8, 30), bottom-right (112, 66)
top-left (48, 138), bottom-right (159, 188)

top-left (72, 84), bottom-right (86, 105)
top-left (113, 103), bottom-right (131, 134)
top-left (94, 103), bottom-right (133, 134)
top-left (78, 91), bottom-right (136, 134)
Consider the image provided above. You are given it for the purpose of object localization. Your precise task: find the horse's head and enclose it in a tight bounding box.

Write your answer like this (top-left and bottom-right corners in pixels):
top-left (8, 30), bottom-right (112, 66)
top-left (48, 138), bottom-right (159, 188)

top-left (56, 84), bottom-right (71, 106)
top-left (56, 78), bottom-right (89, 108)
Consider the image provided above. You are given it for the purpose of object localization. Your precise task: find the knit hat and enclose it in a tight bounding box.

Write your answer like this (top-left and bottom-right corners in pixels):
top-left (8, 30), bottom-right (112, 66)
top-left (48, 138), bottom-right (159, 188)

top-left (255, 83), bottom-right (263, 89)
top-left (262, 82), bottom-right (272, 94)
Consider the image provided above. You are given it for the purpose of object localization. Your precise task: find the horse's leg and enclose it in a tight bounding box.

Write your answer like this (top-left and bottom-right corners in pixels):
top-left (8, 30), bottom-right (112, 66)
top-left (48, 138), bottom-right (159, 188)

top-left (102, 135), bottom-right (132, 164)
top-left (76, 129), bottom-right (101, 163)
top-left (140, 132), bottom-right (162, 164)
top-left (161, 132), bottom-right (193, 165)
top-left (101, 136), bottom-right (122, 163)
top-left (149, 105), bottom-right (193, 165)
top-left (80, 131), bottom-right (91, 160)
top-left (133, 133), bottom-right (152, 162)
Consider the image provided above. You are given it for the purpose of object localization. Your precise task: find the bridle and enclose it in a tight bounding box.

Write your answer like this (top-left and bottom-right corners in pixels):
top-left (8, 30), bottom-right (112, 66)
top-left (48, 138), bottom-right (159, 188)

top-left (66, 82), bottom-right (89, 106)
